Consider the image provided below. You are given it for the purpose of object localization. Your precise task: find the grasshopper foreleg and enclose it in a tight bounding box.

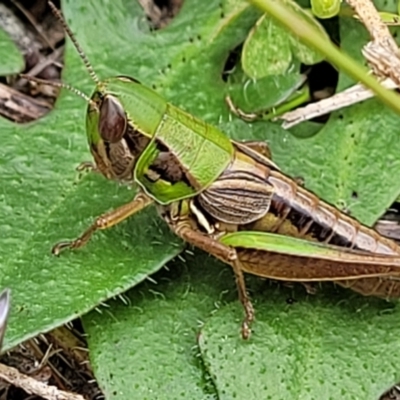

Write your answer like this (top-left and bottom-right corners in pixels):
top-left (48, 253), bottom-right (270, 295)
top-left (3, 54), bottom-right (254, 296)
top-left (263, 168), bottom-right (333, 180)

top-left (169, 219), bottom-right (254, 339)
top-left (52, 192), bottom-right (153, 255)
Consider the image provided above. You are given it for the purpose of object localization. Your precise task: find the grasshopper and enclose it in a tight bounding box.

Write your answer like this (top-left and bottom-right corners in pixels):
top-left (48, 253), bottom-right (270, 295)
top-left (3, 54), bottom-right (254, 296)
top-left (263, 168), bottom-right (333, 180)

top-left (30, 2), bottom-right (400, 338)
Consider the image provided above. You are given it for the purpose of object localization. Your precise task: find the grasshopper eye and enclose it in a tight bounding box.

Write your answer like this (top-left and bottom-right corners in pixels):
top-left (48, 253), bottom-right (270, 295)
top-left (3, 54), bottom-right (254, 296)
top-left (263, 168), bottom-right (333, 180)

top-left (99, 95), bottom-right (127, 143)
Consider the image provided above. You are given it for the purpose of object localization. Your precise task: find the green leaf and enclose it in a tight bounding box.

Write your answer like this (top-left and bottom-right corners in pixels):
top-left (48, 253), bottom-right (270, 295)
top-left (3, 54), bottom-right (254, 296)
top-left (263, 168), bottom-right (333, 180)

top-left (249, 0), bottom-right (400, 113)
top-left (227, 71), bottom-right (305, 113)
top-left (0, 29), bottom-right (24, 75)
top-left (377, 11), bottom-right (400, 25)
top-left (285, 4), bottom-right (328, 65)
top-left (1, 0), bottom-right (400, 398)
top-left (242, 1), bottom-right (327, 80)
top-left (0, 0), bottom-right (190, 350)
top-left (311, 0), bottom-right (341, 19)
top-left (83, 254), bottom-right (232, 399)
top-left (83, 1), bottom-right (400, 397)
top-left (242, 14), bottom-right (292, 78)
top-left (199, 290), bottom-right (400, 399)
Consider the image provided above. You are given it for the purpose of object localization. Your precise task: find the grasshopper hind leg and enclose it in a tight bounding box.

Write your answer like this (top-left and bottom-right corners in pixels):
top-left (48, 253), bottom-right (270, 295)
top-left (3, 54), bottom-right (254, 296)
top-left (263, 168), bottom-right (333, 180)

top-left (232, 257), bottom-right (255, 339)
top-left (167, 216), bottom-right (255, 338)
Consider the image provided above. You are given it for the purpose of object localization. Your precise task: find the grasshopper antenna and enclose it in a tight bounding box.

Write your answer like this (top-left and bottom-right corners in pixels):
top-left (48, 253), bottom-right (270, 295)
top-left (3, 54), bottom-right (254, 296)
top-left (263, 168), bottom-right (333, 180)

top-left (20, 74), bottom-right (96, 106)
top-left (48, 1), bottom-right (100, 85)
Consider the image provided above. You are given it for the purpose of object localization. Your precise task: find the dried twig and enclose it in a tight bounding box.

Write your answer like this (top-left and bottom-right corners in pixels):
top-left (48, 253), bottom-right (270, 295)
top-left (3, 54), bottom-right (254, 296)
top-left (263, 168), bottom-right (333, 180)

top-left (11, 0), bottom-right (55, 50)
top-left (363, 41), bottom-right (400, 85)
top-left (280, 0), bottom-right (400, 127)
top-left (346, 0), bottom-right (398, 50)
top-left (0, 362), bottom-right (86, 400)
top-left (280, 78), bottom-right (398, 128)
top-left (349, 0), bottom-right (400, 85)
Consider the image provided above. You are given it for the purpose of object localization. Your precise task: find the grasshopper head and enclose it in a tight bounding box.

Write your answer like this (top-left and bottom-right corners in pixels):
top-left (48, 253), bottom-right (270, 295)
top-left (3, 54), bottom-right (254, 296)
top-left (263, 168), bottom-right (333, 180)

top-left (86, 92), bottom-right (135, 181)
top-left (45, 4), bottom-right (162, 183)
top-left (86, 76), bottom-right (161, 182)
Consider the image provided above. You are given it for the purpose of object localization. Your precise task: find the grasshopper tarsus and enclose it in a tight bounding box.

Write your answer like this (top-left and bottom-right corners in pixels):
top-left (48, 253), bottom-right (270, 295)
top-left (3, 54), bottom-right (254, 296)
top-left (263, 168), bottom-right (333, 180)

top-left (51, 242), bottom-right (65, 256)
top-left (241, 322), bottom-right (251, 340)
top-left (241, 301), bottom-right (255, 340)
top-left (231, 258), bottom-right (255, 339)
top-left (52, 241), bottom-right (78, 256)
top-left (52, 228), bottom-right (99, 255)
top-left (243, 299), bottom-right (255, 339)
top-left (76, 161), bottom-right (98, 174)
top-left (52, 227), bottom-right (95, 255)
top-left (301, 282), bottom-right (317, 295)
